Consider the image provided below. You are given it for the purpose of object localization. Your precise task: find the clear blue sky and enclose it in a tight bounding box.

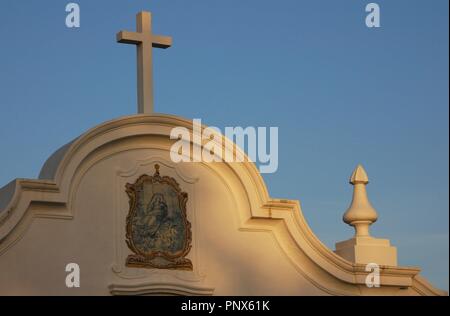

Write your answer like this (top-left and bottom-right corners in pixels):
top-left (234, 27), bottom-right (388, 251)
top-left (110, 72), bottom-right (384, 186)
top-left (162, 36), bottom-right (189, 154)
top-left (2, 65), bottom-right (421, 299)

top-left (0, 0), bottom-right (448, 290)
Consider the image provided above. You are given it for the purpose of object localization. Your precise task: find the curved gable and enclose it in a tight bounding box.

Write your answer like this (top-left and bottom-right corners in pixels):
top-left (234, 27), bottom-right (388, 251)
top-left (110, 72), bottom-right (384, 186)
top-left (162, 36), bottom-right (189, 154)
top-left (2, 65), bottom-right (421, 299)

top-left (0, 114), bottom-right (445, 296)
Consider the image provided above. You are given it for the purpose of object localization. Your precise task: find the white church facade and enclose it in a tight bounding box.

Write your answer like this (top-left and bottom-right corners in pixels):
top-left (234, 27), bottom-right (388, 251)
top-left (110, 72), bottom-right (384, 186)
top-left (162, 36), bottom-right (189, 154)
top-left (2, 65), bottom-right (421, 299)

top-left (0, 12), bottom-right (445, 296)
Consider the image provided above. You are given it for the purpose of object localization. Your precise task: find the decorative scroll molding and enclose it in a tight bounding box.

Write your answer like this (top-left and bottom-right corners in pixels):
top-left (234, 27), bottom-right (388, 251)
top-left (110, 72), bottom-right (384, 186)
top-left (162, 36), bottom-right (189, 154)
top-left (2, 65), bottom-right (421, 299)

top-left (109, 281), bottom-right (214, 296)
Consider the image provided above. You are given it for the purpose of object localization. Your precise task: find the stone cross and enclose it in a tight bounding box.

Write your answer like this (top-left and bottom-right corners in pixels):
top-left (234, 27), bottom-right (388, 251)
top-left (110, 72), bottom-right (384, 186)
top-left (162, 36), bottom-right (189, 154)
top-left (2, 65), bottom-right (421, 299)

top-left (117, 11), bottom-right (172, 114)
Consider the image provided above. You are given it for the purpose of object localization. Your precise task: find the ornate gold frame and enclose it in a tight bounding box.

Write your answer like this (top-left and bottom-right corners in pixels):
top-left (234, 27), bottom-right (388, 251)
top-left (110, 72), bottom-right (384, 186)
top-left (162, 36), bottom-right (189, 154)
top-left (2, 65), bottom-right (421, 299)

top-left (125, 164), bottom-right (193, 270)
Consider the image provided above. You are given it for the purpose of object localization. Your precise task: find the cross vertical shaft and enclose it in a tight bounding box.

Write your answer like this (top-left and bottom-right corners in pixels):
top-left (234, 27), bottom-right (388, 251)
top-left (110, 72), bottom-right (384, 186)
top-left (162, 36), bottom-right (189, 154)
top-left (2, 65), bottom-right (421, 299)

top-left (117, 12), bottom-right (172, 114)
top-left (136, 12), bottom-right (152, 114)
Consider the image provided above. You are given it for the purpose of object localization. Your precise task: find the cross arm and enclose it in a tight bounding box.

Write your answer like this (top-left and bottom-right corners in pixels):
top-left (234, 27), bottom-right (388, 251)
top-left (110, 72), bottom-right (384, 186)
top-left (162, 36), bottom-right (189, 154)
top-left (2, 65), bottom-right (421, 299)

top-left (116, 31), bottom-right (143, 44)
top-left (152, 35), bottom-right (172, 49)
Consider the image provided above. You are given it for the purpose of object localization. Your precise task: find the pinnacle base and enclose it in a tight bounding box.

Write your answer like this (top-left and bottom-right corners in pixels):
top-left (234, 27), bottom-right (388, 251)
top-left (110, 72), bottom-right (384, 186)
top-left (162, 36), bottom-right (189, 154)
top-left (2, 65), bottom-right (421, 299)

top-left (335, 236), bottom-right (398, 266)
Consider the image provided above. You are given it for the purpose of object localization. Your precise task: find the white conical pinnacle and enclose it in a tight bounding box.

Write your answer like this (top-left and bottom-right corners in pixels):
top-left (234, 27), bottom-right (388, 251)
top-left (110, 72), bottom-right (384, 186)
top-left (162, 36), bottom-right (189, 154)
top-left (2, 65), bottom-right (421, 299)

top-left (343, 164), bottom-right (378, 237)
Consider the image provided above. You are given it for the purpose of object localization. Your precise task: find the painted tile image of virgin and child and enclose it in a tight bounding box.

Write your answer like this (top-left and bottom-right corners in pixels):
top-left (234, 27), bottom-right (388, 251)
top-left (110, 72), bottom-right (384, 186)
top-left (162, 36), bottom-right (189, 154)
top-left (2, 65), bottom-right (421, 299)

top-left (130, 183), bottom-right (187, 256)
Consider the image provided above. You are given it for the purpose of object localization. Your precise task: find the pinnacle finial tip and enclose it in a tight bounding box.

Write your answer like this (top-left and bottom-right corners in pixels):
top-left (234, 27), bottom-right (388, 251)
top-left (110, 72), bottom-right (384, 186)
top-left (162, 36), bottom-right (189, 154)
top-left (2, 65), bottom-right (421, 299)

top-left (350, 164), bottom-right (369, 185)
